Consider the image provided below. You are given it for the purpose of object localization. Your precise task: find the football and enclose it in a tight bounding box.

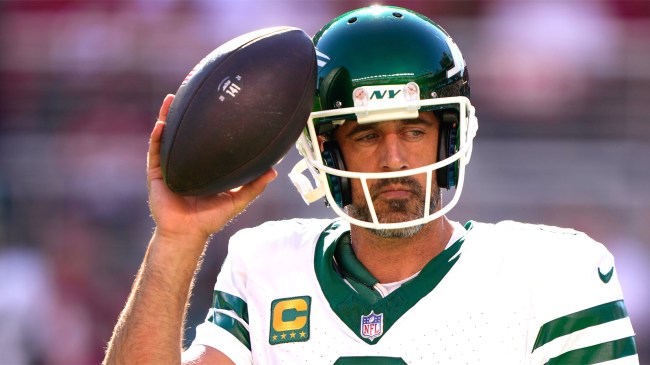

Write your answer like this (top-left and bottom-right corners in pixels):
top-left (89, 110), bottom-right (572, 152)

top-left (161, 26), bottom-right (317, 195)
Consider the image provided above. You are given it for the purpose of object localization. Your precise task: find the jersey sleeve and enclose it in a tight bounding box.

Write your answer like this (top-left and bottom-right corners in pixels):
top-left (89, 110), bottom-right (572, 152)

top-left (190, 232), bottom-right (253, 365)
top-left (525, 227), bottom-right (638, 364)
top-left (188, 218), bottom-right (330, 364)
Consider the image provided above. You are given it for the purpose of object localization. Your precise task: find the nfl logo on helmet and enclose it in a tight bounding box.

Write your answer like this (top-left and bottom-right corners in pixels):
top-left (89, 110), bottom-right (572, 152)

top-left (360, 311), bottom-right (383, 341)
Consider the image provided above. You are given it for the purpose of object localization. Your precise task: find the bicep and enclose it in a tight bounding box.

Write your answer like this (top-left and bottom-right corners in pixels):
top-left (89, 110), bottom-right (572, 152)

top-left (182, 345), bottom-right (236, 365)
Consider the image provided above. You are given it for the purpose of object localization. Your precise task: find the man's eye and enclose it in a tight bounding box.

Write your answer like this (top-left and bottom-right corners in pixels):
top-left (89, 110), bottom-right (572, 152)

top-left (356, 133), bottom-right (378, 141)
top-left (406, 129), bottom-right (425, 137)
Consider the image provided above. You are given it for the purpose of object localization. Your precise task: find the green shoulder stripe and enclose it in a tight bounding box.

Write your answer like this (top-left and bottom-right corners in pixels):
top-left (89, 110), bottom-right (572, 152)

top-left (533, 300), bottom-right (629, 351)
top-left (545, 336), bottom-right (637, 365)
top-left (208, 311), bottom-right (251, 350)
top-left (209, 290), bottom-right (251, 350)
top-left (213, 290), bottom-right (249, 324)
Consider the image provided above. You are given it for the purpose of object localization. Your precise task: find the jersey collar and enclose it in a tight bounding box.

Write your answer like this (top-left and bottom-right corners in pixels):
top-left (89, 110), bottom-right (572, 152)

top-left (313, 219), bottom-right (472, 344)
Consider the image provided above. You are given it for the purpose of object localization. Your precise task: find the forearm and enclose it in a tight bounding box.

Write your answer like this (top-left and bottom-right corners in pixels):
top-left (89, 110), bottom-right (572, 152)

top-left (103, 229), bottom-right (209, 365)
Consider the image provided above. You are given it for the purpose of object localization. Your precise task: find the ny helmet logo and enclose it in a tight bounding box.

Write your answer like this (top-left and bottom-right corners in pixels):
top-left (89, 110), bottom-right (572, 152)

top-left (370, 89), bottom-right (402, 99)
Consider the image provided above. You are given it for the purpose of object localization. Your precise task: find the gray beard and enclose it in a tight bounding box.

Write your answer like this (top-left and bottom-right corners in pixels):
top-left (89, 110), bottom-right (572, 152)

top-left (346, 178), bottom-right (441, 238)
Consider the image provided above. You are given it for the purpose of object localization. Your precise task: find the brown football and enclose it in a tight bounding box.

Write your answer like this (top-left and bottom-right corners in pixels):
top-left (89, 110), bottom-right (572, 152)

top-left (161, 27), bottom-right (317, 195)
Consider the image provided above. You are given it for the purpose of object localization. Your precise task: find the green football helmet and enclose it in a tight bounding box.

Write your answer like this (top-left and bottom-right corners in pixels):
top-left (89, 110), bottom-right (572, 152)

top-left (290, 5), bottom-right (478, 230)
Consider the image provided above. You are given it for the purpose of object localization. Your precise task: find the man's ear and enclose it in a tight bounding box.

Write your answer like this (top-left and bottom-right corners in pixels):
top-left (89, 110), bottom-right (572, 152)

top-left (317, 135), bottom-right (327, 152)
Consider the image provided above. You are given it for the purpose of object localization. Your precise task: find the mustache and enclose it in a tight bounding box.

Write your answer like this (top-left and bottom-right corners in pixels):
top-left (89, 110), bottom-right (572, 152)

top-left (370, 177), bottom-right (424, 199)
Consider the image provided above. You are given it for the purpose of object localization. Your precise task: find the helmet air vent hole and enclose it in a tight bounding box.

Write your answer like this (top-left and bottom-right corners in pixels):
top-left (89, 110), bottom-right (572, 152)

top-left (393, 12), bottom-right (403, 18)
top-left (348, 17), bottom-right (357, 24)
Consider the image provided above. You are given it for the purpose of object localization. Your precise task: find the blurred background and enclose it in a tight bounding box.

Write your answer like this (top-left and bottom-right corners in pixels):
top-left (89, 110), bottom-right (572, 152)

top-left (0, 0), bottom-right (648, 363)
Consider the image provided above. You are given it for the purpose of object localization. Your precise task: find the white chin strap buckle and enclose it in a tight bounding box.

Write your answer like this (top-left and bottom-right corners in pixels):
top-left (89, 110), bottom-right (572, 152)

top-left (289, 159), bottom-right (325, 204)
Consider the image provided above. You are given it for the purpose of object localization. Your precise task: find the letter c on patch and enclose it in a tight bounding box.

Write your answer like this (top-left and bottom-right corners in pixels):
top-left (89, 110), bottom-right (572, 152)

top-left (272, 298), bottom-right (308, 332)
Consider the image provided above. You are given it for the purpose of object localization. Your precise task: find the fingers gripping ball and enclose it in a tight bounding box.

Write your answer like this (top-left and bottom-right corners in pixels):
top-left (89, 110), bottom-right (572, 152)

top-left (161, 27), bottom-right (317, 195)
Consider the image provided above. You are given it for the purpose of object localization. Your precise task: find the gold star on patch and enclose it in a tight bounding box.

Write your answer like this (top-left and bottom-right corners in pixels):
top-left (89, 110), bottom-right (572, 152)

top-left (272, 335), bottom-right (278, 341)
top-left (290, 332), bottom-right (296, 339)
top-left (281, 333), bottom-right (287, 340)
top-left (299, 331), bottom-right (306, 338)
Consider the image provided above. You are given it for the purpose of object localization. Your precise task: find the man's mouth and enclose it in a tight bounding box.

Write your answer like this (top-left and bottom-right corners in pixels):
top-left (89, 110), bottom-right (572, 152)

top-left (375, 186), bottom-right (414, 200)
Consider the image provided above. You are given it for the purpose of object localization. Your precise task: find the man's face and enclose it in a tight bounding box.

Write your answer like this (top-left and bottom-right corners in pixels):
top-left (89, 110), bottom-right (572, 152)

top-left (333, 111), bottom-right (441, 236)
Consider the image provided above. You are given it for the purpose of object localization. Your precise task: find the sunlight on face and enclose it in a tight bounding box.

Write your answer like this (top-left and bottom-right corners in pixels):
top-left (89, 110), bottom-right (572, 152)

top-left (336, 112), bottom-right (442, 237)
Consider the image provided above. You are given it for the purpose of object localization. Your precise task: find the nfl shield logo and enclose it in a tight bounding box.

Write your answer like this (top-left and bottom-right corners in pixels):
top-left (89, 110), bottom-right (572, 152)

top-left (360, 311), bottom-right (383, 341)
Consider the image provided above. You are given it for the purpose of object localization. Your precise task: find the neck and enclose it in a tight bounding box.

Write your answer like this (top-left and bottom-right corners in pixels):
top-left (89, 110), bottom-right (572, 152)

top-left (349, 216), bottom-right (454, 283)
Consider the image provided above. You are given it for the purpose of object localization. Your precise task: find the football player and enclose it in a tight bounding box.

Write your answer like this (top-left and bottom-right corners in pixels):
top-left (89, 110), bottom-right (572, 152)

top-left (104, 6), bottom-right (638, 364)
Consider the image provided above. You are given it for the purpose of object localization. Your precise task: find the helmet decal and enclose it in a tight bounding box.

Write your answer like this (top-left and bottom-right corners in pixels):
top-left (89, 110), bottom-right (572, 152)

top-left (316, 49), bottom-right (331, 70)
top-left (352, 83), bottom-right (420, 124)
top-left (445, 38), bottom-right (466, 78)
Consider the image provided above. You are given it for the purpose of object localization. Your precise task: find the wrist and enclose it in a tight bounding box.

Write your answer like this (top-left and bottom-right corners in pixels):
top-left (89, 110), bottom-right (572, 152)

top-left (150, 227), bottom-right (211, 260)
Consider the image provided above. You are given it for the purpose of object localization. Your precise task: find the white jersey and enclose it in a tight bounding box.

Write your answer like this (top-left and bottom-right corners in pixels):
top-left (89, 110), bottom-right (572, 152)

top-left (191, 219), bottom-right (638, 364)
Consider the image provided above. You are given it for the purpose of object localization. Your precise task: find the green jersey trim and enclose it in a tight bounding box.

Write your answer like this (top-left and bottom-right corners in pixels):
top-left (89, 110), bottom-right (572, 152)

top-left (213, 290), bottom-right (249, 324)
top-left (314, 220), bottom-right (470, 344)
top-left (209, 290), bottom-right (251, 350)
top-left (334, 356), bottom-right (407, 364)
top-left (533, 300), bottom-right (629, 351)
top-left (544, 336), bottom-right (637, 365)
top-left (207, 311), bottom-right (251, 351)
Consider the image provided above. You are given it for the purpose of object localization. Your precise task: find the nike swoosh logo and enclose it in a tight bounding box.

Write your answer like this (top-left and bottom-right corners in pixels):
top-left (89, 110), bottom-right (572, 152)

top-left (598, 267), bottom-right (614, 283)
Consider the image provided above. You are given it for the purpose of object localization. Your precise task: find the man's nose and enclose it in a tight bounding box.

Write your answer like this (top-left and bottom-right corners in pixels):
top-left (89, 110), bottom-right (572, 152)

top-left (380, 134), bottom-right (409, 171)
